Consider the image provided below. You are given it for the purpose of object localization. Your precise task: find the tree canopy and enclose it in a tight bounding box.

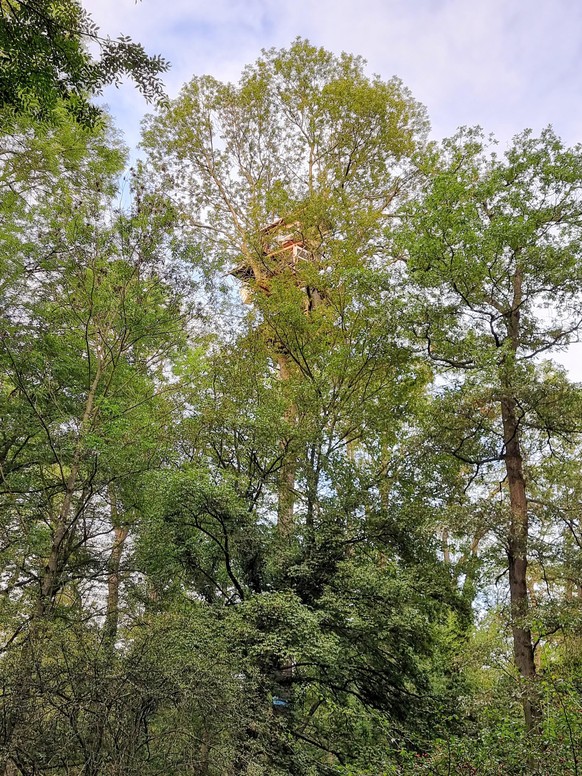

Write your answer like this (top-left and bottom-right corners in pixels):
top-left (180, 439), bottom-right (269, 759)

top-left (0, 30), bottom-right (582, 776)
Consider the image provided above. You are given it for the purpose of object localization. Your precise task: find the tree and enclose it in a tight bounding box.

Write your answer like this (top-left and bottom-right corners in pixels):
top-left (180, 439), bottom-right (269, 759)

top-left (0, 0), bottom-right (168, 127)
top-left (0, 115), bottom-right (196, 772)
top-left (140, 36), bottom-right (429, 529)
top-left (140, 38), bottom-right (427, 276)
top-left (397, 126), bottom-right (582, 734)
top-left (134, 323), bottom-right (465, 773)
top-left (135, 44), bottom-right (467, 770)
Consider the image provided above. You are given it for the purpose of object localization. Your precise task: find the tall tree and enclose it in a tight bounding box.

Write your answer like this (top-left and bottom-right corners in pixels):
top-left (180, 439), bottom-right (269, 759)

top-left (136, 41), bottom-right (466, 772)
top-left (397, 126), bottom-right (582, 733)
top-left (140, 38), bottom-right (428, 276)
top-left (0, 116), bottom-right (195, 772)
top-left (140, 38), bottom-right (429, 528)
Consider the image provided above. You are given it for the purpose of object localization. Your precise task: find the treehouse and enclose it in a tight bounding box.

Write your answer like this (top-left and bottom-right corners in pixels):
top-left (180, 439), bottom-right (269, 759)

top-left (230, 217), bottom-right (322, 307)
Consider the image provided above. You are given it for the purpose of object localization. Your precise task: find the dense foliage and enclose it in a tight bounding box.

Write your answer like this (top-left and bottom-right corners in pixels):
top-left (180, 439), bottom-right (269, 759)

top-left (0, 0), bottom-right (168, 126)
top-left (0, 25), bottom-right (581, 776)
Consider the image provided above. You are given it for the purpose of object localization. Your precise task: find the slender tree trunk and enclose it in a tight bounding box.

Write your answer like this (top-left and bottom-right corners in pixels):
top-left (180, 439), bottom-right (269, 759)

top-left (277, 354), bottom-right (295, 536)
top-left (564, 530), bottom-right (575, 601)
top-left (442, 528), bottom-right (451, 564)
top-left (199, 727), bottom-right (210, 775)
top-left (37, 362), bottom-right (102, 615)
top-left (103, 485), bottom-right (128, 652)
top-left (85, 486), bottom-right (128, 776)
top-left (305, 443), bottom-right (321, 551)
top-left (0, 366), bottom-right (106, 773)
top-left (499, 264), bottom-right (541, 734)
top-left (501, 396), bottom-right (540, 732)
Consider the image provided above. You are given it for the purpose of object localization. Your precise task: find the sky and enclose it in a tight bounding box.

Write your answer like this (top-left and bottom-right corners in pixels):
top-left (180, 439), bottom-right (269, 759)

top-left (84, 0), bottom-right (582, 376)
top-left (86, 0), bottom-right (582, 151)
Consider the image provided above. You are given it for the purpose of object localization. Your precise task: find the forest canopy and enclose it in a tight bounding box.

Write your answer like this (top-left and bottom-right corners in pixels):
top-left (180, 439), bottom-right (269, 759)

top-left (0, 23), bottom-right (582, 776)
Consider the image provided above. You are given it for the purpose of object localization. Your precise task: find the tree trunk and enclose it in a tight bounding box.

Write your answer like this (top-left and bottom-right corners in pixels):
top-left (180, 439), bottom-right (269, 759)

top-left (442, 527), bottom-right (451, 564)
top-left (103, 485), bottom-right (128, 653)
top-left (277, 355), bottom-right (295, 536)
top-left (499, 264), bottom-right (541, 733)
top-left (501, 394), bottom-right (541, 733)
top-left (2, 366), bottom-right (107, 772)
top-left (37, 362), bottom-right (102, 615)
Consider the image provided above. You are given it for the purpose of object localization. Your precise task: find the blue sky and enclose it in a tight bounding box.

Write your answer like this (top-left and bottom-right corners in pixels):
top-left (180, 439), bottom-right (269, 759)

top-left (85, 0), bottom-right (582, 377)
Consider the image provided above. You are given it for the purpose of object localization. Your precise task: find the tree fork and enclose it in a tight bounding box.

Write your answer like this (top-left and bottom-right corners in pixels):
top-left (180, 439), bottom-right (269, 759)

top-left (37, 361), bottom-right (103, 615)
